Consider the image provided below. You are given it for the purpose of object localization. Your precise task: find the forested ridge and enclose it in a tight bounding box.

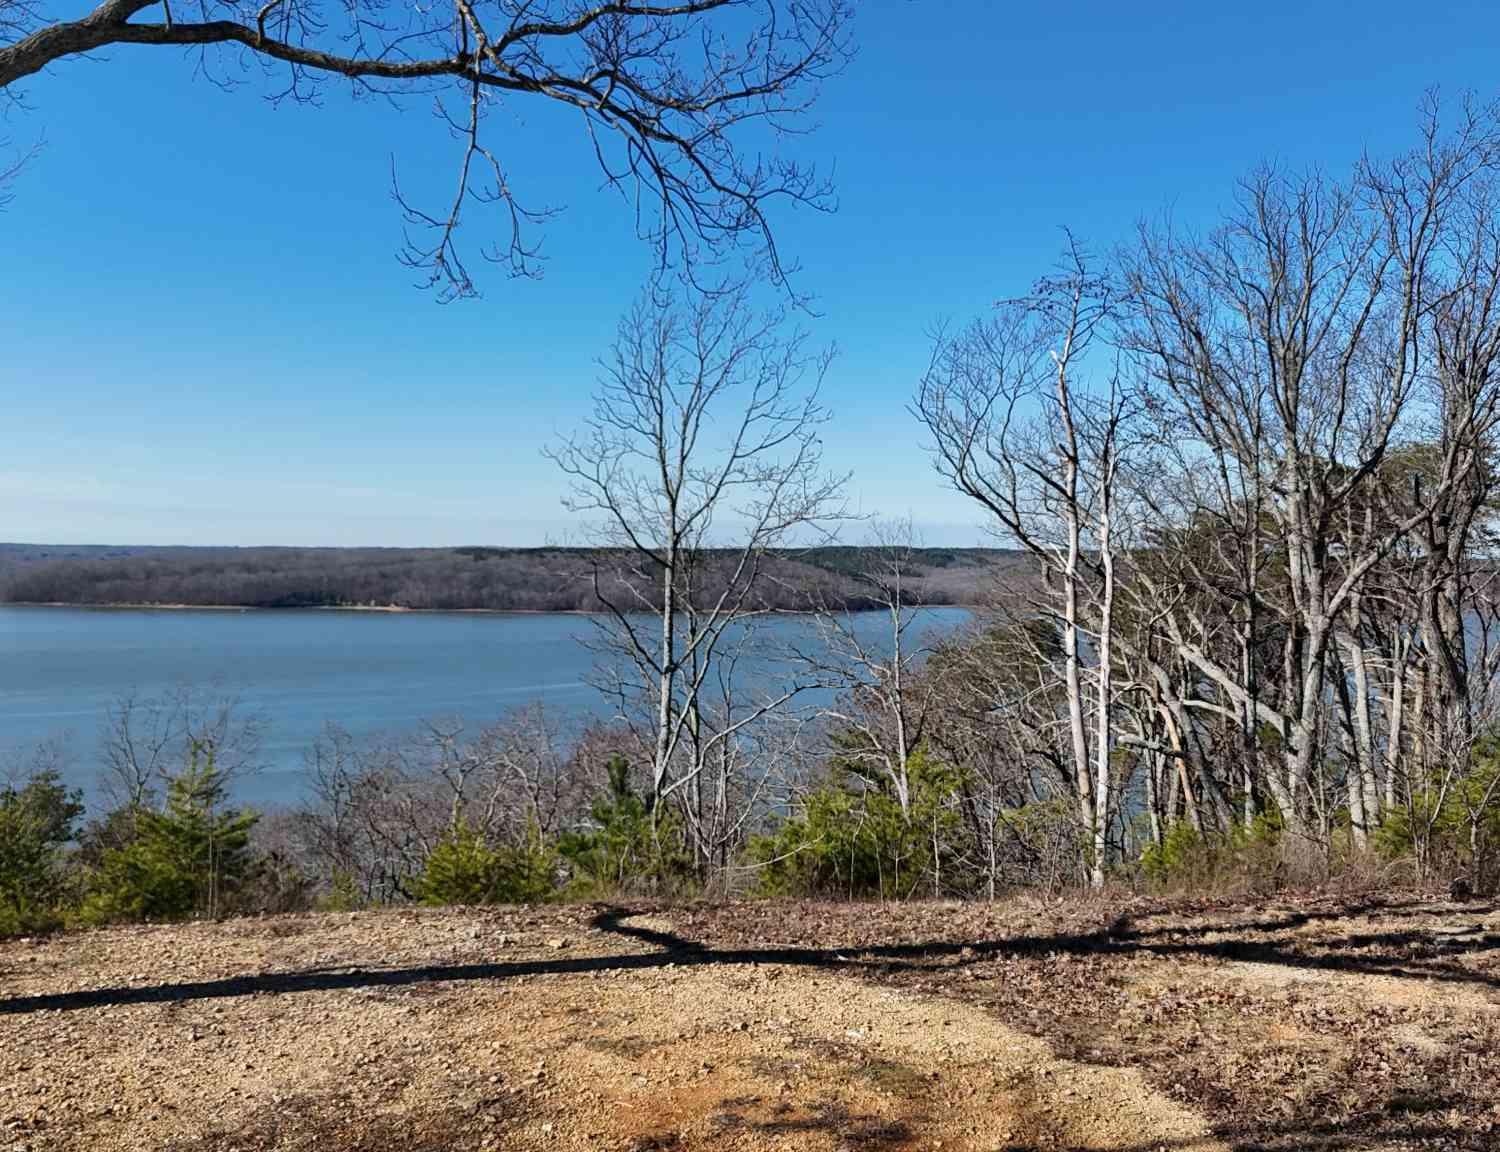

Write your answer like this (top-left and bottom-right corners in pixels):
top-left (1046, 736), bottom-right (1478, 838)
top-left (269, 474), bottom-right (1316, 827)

top-left (0, 543), bottom-right (1022, 611)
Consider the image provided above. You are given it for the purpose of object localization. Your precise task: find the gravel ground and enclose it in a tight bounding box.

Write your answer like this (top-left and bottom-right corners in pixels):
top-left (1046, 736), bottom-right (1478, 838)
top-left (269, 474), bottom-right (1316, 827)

top-left (1, 893), bottom-right (1496, 1151)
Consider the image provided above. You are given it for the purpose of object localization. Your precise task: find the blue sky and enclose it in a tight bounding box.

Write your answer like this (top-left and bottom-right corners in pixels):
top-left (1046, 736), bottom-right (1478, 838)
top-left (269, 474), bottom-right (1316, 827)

top-left (3, 1), bottom-right (1497, 547)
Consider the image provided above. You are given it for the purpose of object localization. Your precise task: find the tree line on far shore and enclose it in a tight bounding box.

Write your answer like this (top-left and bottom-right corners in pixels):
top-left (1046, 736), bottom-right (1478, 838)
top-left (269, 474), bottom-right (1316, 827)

top-left (0, 544), bottom-right (1017, 613)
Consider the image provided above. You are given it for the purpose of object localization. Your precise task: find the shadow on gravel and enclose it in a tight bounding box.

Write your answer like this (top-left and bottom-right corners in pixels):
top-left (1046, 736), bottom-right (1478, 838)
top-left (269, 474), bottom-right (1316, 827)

top-left (3, 901), bottom-right (1497, 1018)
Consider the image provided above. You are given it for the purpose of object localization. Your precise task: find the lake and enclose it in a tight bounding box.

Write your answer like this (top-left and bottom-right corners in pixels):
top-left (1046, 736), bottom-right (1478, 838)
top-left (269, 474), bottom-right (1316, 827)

top-left (0, 605), bottom-right (970, 808)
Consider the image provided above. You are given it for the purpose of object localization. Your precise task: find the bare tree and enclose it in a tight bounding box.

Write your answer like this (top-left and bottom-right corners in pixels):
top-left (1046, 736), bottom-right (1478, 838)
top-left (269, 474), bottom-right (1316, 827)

top-left (1, 1), bottom-right (851, 297)
top-left (549, 281), bottom-right (845, 871)
top-left (920, 604), bottom-right (1087, 894)
top-left (296, 706), bottom-right (602, 902)
top-left (1121, 98), bottom-right (1500, 870)
top-left (475, 701), bottom-right (591, 843)
top-left (0, 734), bottom-right (74, 789)
top-left (100, 686), bottom-right (264, 811)
top-left (798, 519), bottom-right (940, 818)
top-left (915, 244), bottom-right (1129, 887)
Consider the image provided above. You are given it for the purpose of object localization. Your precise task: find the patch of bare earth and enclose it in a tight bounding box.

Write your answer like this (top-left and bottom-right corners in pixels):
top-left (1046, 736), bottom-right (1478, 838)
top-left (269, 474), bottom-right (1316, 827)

top-left (2, 894), bottom-right (1496, 1151)
top-left (687, 895), bottom-right (1500, 1150)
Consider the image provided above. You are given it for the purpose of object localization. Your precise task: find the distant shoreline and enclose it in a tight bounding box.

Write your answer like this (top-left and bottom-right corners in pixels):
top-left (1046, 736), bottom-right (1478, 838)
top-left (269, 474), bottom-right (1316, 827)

top-left (0, 543), bottom-right (1017, 615)
top-left (0, 601), bottom-right (599, 616)
top-left (0, 601), bottom-right (975, 616)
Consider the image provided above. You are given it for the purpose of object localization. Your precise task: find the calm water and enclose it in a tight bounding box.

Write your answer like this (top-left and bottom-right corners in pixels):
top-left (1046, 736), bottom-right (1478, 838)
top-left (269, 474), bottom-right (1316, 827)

top-left (0, 605), bottom-right (969, 807)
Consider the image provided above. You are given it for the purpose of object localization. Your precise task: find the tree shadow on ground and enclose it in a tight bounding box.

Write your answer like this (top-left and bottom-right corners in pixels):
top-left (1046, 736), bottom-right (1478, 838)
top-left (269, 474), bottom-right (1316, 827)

top-left (4, 902), bottom-right (1496, 1150)
top-left (2, 901), bottom-right (1497, 1018)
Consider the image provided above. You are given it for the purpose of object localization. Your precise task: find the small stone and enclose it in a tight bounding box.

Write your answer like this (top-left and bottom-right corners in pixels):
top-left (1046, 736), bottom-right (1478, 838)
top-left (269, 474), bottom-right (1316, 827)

top-left (546, 937), bottom-right (568, 950)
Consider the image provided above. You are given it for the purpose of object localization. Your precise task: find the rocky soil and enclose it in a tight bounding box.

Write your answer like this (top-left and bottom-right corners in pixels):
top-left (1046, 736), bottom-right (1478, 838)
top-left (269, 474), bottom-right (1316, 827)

top-left (2, 893), bottom-right (1496, 1151)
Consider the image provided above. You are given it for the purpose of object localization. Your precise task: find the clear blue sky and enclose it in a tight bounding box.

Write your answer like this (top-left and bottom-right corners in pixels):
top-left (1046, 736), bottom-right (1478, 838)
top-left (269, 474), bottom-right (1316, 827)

top-left (3, 1), bottom-right (1497, 547)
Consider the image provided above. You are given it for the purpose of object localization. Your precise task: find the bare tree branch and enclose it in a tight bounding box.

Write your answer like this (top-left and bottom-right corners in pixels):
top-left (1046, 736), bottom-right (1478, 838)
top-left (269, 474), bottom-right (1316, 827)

top-left (1, 0), bottom-right (853, 297)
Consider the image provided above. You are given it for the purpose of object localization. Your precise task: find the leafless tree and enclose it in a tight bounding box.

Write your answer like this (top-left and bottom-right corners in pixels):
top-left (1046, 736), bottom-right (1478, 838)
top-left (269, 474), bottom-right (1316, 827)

top-left (99, 686), bottom-right (264, 811)
top-left (296, 706), bottom-right (603, 902)
top-left (920, 605), bottom-right (1088, 893)
top-left (796, 518), bottom-right (941, 819)
top-left (1120, 97), bottom-right (1500, 871)
top-left (678, 667), bottom-right (815, 888)
top-left (473, 701), bottom-right (591, 842)
top-left (1, 1), bottom-right (851, 297)
top-left (915, 243), bottom-right (1130, 887)
top-left (0, 734), bottom-right (74, 788)
top-left (549, 281), bottom-right (845, 869)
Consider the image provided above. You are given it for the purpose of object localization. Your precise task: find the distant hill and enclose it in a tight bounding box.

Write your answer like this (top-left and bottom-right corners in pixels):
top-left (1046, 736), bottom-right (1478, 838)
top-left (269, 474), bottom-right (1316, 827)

top-left (0, 544), bottom-right (1029, 612)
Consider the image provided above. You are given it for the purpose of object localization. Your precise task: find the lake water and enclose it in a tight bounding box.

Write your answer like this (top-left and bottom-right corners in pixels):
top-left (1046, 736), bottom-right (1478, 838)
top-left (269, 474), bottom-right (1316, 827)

top-left (0, 605), bottom-right (970, 808)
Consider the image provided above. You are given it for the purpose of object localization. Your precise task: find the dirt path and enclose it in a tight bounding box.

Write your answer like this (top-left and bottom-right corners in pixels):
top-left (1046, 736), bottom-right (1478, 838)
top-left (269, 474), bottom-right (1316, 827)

top-left (2, 896), bottom-right (1496, 1151)
top-left (537, 958), bottom-right (1222, 1151)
